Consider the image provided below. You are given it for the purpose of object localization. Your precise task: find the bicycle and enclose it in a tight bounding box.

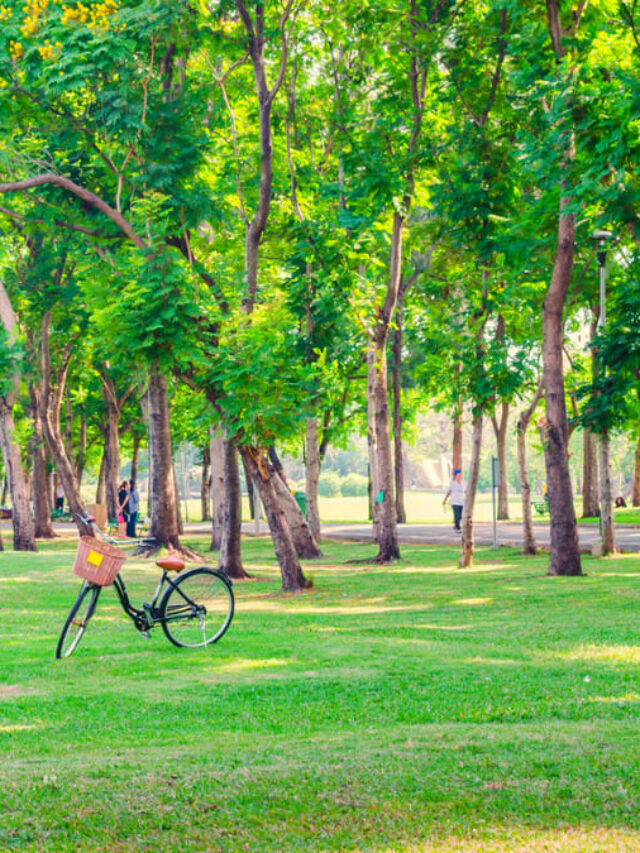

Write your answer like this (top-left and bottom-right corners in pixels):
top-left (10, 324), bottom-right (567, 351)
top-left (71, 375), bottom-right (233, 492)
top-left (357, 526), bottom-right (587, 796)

top-left (56, 513), bottom-right (234, 659)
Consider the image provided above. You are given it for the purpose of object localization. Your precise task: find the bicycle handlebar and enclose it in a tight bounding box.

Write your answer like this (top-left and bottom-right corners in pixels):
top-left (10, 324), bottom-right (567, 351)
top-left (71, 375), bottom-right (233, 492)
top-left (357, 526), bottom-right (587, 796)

top-left (75, 511), bottom-right (156, 549)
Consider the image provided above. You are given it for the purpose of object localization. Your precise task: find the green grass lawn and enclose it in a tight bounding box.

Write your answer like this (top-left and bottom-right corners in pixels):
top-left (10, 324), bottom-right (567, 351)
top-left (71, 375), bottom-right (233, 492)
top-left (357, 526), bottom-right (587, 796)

top-left (2, 536), bottom-right (640, 850)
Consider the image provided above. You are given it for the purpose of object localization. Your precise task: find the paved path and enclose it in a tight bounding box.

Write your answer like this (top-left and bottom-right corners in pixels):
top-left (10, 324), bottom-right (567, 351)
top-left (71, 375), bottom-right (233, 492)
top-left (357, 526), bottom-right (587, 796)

top-left (3, 518), bottom-right (639, 553)
top-left (317, 521), bottom-right (640, 553)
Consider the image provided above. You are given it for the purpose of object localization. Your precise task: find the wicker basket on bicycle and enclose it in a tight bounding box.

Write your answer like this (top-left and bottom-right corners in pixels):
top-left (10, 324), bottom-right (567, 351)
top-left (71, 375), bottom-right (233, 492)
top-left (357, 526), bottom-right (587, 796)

top-left (73, 536), bottom-right (128, 586)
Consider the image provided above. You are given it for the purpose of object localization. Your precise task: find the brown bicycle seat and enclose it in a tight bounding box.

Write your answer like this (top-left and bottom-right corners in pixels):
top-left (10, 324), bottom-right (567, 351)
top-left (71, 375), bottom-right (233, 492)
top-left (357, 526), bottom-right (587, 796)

top-left (156, 555), bottom-right (185, 572)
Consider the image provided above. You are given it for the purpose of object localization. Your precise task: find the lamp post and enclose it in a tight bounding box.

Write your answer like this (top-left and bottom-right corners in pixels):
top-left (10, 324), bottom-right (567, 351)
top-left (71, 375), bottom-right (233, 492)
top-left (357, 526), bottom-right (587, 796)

top-left (592, 229), bottom-right (615, 555)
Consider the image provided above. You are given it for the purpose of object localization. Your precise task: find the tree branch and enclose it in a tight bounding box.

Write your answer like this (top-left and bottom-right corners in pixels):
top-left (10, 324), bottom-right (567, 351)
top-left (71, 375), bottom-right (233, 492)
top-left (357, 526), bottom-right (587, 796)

top-left (0, 174), bottom-right (147, 249)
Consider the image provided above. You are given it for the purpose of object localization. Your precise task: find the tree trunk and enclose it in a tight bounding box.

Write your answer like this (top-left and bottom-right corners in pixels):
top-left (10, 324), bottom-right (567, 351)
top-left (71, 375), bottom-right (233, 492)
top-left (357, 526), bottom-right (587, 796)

top-left (517, 380), bottom-right (543, 556)
top-left (582, 429), bottom-right (599, 517)
top-left (366, 344), bottom-right (380, 539)
top-left (599, 430), bottom-right (616, 555)
top-left (272, 471), bottom-right (322, 558)
top-left (452, 404), bottom-right (463, 474)
top-left (146, 368), bottom-right (182, 551)
top-left (0, 403), bottom-right (37, 550)
top-left (219, 436), bottom-right (248, 579)
top-left (373, 334), bottom-right (400, 562)
top-left (29, 388), bottom-right (55, 539)
top-left (542, 0), bottom-right (581, 577)
top-left (131, 433), bottom-right (141, 483)
top-left (101, 385), bottom-right (121, 521)
top-left (209, 428), bottom-right (225, 550)
top-left (172, 455), bottom-right (184, 535)
top-left (96, 446), bottom-right (107, 504)
top-left (491, 400), bottom-right (510, 520)
top-left (75, 406), bottom-right (86, 484)
top-left (305, 417), bottom-right (322, 542)
top-left (541, 200), bottom-right (581, 576)
top-left (633, 436), bottom-right (640, 507)
top-left (242, 453), bottom-right (256, 519)
top-left (239, 447), bottom-right (309, 592)
top-left (201, 441), bottom-right (211, 522)
top-left (392, 286), bottom-right (406, 524)
top-left (459, 413), bottom-right (483, 568)
top-left (0, 281), bottom-right (36, 550)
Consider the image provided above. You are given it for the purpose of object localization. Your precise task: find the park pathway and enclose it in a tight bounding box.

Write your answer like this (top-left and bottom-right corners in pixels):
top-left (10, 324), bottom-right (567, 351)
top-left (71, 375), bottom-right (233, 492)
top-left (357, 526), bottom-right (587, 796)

top-left (4, 517), bottom-right (638, 553)
top-left (316, 520), bottom-right (640, 553)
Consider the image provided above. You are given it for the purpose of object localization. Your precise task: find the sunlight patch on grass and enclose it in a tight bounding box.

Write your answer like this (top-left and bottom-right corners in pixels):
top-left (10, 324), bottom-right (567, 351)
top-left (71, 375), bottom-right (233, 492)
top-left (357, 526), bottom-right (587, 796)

top-left (393, 562), bottom-right (515, 576)
top-left (238, 598), bottom-right (432, 615)
top-left (216, 657), bottom-right (292, 674)
top-left (453, 597), bottom-right (494, 606)
top-left (589, 693), bottom-right (640, 704)
top-left (0, 724), bottom-right (40, 732)
top-left (547, 644), bottom-right (640, 664)
top-left (413, 827), bottom-right (640, 853)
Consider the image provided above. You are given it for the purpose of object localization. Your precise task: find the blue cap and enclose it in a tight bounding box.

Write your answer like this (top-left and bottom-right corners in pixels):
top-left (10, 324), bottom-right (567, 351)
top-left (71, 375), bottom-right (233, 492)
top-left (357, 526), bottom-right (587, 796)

top-left (453, 469), bottom-right (461, 475)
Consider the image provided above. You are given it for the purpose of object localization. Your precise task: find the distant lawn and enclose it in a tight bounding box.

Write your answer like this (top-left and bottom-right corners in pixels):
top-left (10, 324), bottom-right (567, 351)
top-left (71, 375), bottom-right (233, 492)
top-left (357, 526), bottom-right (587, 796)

top-left (2, 536), bottom-right (640, 850)
top-left (581, 507), bottom-right (640, 526)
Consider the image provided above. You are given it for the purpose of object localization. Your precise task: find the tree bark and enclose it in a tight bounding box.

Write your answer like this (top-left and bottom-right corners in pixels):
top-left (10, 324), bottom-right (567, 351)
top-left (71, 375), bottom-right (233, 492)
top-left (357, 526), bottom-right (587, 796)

top-left (517, 380), bottom-right (543, 555)
top-left (598, 429), bottom-right (616, 555)
top-left (305, 417), bottom-right (322, 542)
top-left (239, 446), bottom-right (309, 592)
top-left (201, 440), bottom-right (211, 522)
top-left (146, 367), bottom-right (182, 551)
top-left (452, 403), bottom-right (463, 474)
top-left (373, 331), bottom-right (400, 562)
top-left (0, 404), bottom-right (37, 550)
top-left (219, 436), bottom-right (248, 579)
top-left (459, 413), bottom-right (483, 568)
top-left (131, 433), bottom-right (141, 484)
top-left (28, 388), bottom-right (55, 539)
top-left (491, 399), bottom-right (510, 520)
top-left (173, 455), bottom-right (184, 534)
top-left (39, 314), bottom-right (92, 538)
top-left (541, 0), bottom-right (582, 577)
top-left (392, 283), bottom-right (407, 524)
top-left (366, 344), bottom-right (380, 538)
top-left (96, 446), bottom-right (107, 504)
top-left (541, 202), bottom-right (581, 576)
top-left (242, 452), bottom-right (256, 519)
top-left (102, 386), bottom-right (121, 521)
top-left (0, 281), bottom-right (36, 550)
top-left (272, 470), bottom-right (322, 558)
top-left (209, 428), bottom-right (225, 550)
top-left (582, 429), bottom-right (599, 517)
top-left (633, 436), bottom-right (640, 507)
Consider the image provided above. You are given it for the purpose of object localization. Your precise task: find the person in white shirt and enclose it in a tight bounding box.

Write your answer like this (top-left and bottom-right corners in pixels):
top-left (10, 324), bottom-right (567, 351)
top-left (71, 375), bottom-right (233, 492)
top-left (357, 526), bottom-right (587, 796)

top-left (443, 469), bottom-right (465, 532)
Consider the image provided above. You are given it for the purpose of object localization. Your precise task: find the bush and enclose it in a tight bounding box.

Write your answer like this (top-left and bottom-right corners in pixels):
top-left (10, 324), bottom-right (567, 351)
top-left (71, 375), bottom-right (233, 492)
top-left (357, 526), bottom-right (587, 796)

top-left (341, 473), bottom-right (368, 497)
top-left (318, 471), bottom-right (342, 497)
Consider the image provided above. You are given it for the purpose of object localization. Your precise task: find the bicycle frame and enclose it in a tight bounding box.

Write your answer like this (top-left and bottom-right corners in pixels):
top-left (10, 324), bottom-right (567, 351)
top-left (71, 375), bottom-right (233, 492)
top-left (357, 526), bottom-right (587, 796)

top-left (111, 569), bottom-right (184, 632)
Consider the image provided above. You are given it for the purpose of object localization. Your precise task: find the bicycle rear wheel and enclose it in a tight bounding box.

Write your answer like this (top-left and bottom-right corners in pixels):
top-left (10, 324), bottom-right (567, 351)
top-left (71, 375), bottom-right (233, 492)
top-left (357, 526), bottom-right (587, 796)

top-left (160, 568), bottom-right (234, 648)
top-left (56, 582), bottom-right (101, 659)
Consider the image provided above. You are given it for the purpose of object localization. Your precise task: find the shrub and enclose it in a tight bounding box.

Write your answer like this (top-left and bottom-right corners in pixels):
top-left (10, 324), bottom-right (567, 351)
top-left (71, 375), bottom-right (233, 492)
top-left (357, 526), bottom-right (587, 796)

top-left (341, 473), bottom-right (368, 497)
top-left (318, 471), bottom-right (342, 497)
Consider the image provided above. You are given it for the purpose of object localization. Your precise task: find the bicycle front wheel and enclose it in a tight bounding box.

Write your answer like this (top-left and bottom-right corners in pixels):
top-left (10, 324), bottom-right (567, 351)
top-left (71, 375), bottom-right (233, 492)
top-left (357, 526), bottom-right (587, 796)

top-left (160, 568), bottom-right (234, 648)
top-left (56, 582), bottom-right (101, 659)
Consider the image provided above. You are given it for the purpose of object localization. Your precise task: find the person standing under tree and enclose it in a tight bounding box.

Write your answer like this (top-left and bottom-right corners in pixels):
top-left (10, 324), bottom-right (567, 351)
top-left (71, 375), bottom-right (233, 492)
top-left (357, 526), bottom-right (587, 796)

top-left (126, 478), bottom-right (140, 538)
top-left (443, 469), bottom-right (465, 532)
top-left (117, 481), bottom-right (129, 538)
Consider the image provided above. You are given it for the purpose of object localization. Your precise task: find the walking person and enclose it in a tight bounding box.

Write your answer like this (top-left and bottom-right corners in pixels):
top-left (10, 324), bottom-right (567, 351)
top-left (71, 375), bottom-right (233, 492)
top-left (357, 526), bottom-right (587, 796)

top-left (117, 480), bottom-right (129, 538)
top-left (126, 478), bottom-right (140, 538)
top-left (443, 469), bottom-right (465, 532)
top-left (55, 482), bottom-right (64, 512)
